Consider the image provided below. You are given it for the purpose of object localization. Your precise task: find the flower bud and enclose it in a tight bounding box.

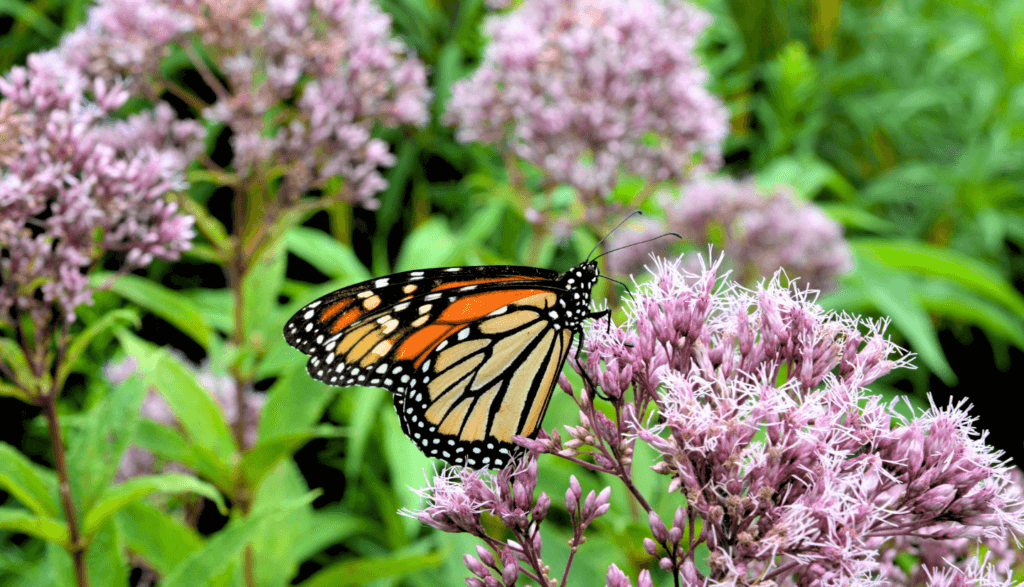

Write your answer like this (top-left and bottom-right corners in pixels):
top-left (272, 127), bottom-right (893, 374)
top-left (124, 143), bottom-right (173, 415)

top-left (532, 492), bottom-right (551, 521)
top-left (463, 554), bottom-right (488, 578)
top-left (648, 511), bottom-right (668, 542)
top-left (501, 561), bottom-right (519, 585)
top-left (643, 537), bottom-right (658, 556)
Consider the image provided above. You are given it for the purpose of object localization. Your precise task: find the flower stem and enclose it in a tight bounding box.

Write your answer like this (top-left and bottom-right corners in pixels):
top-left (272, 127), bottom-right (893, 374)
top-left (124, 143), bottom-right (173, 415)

top-left (42, 393), bottom-right (89, 587)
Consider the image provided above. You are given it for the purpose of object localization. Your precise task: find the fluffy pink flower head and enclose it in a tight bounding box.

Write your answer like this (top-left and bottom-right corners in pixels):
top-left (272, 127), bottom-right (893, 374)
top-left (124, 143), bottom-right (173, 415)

top-left (59, 0), bottom-right (431, 209)
top-left (0, 52), bottom-right (199, 323)
top-left (569, 254), bottom-right (1023, 584)
top-left (604, 177), bottom-right (854, 292)
top-left (447, 0), bottom-right (728, 200)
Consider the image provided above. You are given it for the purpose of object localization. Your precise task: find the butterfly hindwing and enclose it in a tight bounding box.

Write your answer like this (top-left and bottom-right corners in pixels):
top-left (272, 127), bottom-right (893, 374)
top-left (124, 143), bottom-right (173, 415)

top-left (394, 292), bottom-right (576, 468)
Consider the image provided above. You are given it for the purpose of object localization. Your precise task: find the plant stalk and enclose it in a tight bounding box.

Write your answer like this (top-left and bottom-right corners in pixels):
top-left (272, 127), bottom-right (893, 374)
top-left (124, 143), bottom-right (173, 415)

top-left (41, 394), bottom-right (89, 587)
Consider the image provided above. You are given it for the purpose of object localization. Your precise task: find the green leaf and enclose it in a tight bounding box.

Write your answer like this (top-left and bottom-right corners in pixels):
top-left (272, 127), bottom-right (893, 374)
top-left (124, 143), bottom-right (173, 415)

top-left (343, 386), bottom-right (385, 488)
top-left (250, 459), bottom-right (316, 587)
top-left (84, 473), bottom-right (225, 536)
top-left (855, 239), bottom-right (1024, 316)
top-left (296, 552), bottom-right (442, 587)
top-left (290, 508), bottom-right (369, 564)
top-left (103, 273), bottom-right (215, 348)
top-left (0, 337), bottom-right (34, 396)
top-left (286, 226), bottom-right (371, 281)
top-left (0, 442), bottom-right (59, 518)
top-left (0, 381), bottom-right (30, 401)
top-left (0, 0), bottom-right (60, 39)
top-left (151, 352), bottom-right (238, 470)
top-left (57, 308), bottom-right (139, 389)
top-left (84, 519), bottom-right (129, 587)
top-left (258, 363), bottom-right (339, 440)
top-left (241, 426), bottom-right (340, 487)
top-left (396, 218), bottom-right (460, 271)
top-left (178, 192), bottom-right (230, 253)
top-left (116, 502), bottom-right (203, 576)
top-left (0, 508), bottom-right (68, 545)
top-left (850, 254), bottom-right (955, 384)
top-left (66, 368), bottom-right (149, 514)
top-left (243, 233), bottom-right (287, 345)
top-left (160, 492), bottom-right (318, 587)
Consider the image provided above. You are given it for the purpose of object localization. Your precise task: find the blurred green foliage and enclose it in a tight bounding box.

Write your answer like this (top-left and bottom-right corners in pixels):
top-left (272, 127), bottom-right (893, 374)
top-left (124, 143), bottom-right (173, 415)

top-left (1, 0), bottom-right (1023, 584)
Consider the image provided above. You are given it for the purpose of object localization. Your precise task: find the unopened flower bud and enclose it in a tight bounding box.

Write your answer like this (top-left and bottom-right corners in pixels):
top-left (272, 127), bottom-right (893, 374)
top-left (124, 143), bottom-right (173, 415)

top-left (475, 545), bottom-right (495, 568)
top-left (648, 511), bottom-right (668, 542)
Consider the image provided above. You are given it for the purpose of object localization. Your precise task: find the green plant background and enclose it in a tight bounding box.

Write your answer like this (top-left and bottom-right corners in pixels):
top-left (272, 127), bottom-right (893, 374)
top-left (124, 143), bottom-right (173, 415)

top-left (1, 0), bottom-right (1022, 584)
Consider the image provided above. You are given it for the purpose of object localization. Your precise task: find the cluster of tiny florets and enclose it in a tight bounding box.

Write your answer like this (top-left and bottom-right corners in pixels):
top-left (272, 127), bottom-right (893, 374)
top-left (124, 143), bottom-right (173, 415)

top-left (0, 52), bottom-right (199, 323)
top-left (447, 0), bottom-right (729, 201)
top-left (605, 176), bottom-right (854, 292)
top-left (59, 0), bottom-right (432, 208)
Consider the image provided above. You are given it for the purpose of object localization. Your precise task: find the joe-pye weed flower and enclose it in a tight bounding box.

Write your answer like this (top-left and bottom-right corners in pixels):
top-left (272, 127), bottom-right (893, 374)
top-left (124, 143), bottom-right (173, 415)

top-left (407, 255), bottom-right (1023, 586)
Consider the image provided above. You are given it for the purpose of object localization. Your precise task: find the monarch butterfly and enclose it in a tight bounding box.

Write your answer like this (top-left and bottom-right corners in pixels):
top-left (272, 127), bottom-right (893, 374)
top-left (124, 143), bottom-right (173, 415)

top-left (284, 220), bottom-right (673, 469)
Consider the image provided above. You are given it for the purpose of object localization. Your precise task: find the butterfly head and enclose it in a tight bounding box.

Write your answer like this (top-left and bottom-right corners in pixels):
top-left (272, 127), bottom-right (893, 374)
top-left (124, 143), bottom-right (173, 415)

top-left (553, 261), bottom-right (599, 330)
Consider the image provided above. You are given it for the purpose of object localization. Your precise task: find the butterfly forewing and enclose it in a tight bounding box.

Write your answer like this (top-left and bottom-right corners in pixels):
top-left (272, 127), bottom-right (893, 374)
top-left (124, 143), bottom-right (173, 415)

top-left (284, 262), bottom-right (600, 469)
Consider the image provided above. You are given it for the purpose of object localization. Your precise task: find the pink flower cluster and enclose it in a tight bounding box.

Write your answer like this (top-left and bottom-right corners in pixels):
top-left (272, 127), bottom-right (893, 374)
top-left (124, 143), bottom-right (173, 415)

top-left (409, 254), bottom-right (1022, 586)
top-left (60, 0), bottom-right (431, 208)
top-left (0, 53), bottom-right (200, 323)
top-left (606, 176), bottom-right (854, 292)
top-left (447, 0), bottom-right (729, 200)
top-left (557, 255), bottom-right (1021, 585)
top-left (406, 459), bottom-right (612, 587)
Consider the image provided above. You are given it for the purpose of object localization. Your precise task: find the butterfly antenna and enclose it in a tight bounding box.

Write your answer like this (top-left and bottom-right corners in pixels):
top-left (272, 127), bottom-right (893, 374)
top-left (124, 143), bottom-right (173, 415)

top-left (592, 231), bottom-right (683, 262)
top-left (598, 274), bottom-right (635, 302)
top-left (586, 210), bottom-right (644, 261)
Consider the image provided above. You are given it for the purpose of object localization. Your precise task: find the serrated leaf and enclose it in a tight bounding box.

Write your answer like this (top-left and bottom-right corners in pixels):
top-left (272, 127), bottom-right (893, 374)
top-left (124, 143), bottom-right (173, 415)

top-left (0, 442), bottom-right (59, 518)
top-left (102, 273), bottom-right (214, 349)
top-left (0, 508), bottom-right (67, 545)
top-left (250, 459), bottom-right (315, 587)
top-left (84, 473), bottom-right (225, 536)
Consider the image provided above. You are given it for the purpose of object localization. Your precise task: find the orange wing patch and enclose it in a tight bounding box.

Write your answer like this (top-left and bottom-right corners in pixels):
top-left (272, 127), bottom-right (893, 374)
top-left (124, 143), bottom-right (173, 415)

top-left (439, 289), bottom-right (549, 323)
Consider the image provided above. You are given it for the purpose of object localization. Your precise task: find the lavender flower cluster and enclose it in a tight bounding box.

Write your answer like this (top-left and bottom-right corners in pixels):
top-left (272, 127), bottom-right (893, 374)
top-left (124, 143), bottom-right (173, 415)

top-left (411, 255), bottom-right (1022, 586)
top-left (447, 0), bottom-right (729, 203)
top-left (607, 176), bottom-right (854, 292)
top-left (61, 0), bottom-right (431, 208)
top-left (0, 53), bottom-right (200, 323)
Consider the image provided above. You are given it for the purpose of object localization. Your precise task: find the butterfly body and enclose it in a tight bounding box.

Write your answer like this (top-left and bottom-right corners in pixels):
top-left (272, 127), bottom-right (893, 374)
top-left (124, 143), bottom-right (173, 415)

top-left (284, 261), bottom-right (600, 469)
